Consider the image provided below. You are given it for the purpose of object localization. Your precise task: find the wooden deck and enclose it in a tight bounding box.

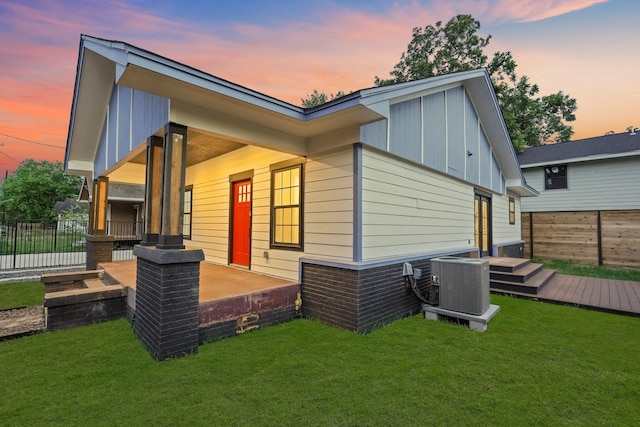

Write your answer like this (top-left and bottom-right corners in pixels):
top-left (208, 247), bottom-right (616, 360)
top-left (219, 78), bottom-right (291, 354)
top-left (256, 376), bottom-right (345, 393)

top-left (489, 257), bottom-right (640, 316)
top-left (536, 274), bottom-right (640, 316)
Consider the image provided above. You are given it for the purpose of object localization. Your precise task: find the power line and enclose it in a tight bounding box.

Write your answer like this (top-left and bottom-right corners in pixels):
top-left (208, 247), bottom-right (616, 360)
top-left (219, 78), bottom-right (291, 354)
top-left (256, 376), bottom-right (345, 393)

top-left (0, 150), bottom-right (21, 164)
top-left (0, 132), bottom-right (64, 149)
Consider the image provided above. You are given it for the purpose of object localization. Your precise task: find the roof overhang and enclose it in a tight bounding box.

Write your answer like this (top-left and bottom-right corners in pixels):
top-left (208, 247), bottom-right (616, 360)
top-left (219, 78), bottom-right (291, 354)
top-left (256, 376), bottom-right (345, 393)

top-left (520, 150), bottom-right (640, 169)
top-left (65, 36), bottom-right (384, 176)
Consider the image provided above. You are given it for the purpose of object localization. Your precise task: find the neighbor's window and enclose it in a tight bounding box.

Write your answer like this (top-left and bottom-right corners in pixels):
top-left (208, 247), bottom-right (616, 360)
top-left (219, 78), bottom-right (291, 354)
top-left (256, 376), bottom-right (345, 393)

top-left (544, 164), bottom-right (567, 190)
top-left (271, 162), bottom-right (303, 250)
top-left (509, 197), bottom-right (516, 224)
top-left (183, 185), bottom-right (192, 240)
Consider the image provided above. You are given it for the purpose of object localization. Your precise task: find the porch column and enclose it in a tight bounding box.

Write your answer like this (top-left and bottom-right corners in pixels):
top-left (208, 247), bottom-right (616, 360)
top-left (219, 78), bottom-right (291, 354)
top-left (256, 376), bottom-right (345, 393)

top-left (133, 122), bottom-right (204, 361)
top-left (86, 176), bottom-right (115, 270)
top-left (141, 135), bottom-right (163, 246)
top-left (157, 122), bottom-right (188, 249)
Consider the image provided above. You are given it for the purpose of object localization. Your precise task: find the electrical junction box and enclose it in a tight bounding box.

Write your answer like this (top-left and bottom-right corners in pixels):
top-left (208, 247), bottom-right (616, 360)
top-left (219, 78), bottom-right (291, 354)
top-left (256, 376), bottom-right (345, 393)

top-left (430, 257), bottom-right (490, 316)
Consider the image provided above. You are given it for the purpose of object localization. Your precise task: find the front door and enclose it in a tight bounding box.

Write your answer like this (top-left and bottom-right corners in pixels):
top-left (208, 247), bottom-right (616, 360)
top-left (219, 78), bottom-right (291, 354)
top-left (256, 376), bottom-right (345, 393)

top-left (231, 179), bottom-right (252, 266)
top-left (474, 194), bottom-right (492, 257)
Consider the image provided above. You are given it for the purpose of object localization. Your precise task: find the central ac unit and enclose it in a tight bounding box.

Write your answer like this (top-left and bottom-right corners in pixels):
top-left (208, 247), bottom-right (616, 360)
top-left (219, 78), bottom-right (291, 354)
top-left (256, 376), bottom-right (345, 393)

top-left (430, 257), bottom-right (490, 315)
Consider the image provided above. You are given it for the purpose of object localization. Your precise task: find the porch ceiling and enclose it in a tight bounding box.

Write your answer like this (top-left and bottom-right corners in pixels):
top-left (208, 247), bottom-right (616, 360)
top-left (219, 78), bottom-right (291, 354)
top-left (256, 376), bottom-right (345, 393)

top-left (129, 129), bottom-right (246, 166)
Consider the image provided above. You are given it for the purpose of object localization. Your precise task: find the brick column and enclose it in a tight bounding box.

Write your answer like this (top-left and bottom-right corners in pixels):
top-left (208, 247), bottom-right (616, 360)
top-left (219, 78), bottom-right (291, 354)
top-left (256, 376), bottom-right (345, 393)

top-left (85, 234), bottom-right (115, 270)
top-left (133, 245), bottom-right (204, 361)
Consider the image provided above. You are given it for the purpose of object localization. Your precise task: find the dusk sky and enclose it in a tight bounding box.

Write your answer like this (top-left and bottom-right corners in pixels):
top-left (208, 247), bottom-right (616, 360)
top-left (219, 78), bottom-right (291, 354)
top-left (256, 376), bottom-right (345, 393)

top-left (0, 0), bottom-right (638, 176)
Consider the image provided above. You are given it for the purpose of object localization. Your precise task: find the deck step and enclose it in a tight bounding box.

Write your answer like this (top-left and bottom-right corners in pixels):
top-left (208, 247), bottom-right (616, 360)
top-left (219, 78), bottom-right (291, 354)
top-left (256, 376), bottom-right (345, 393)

top-left (490, 262), bottom-right (543, 283)
top-left (491, 269), bottom-right (556, 295)
top-left (488, 257), bottom-right (530, 273)
top-left (489, 257), bottom-right (556, 296)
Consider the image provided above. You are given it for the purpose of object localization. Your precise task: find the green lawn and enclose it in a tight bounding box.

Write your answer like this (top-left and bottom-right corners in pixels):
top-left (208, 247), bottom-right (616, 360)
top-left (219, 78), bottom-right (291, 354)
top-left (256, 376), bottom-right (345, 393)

top-left (0, 281), bottom-right (44, 310)
top-left (535, 259), bottom-right (640, 282)
top-left (1, 294), bottom-right (638, 426)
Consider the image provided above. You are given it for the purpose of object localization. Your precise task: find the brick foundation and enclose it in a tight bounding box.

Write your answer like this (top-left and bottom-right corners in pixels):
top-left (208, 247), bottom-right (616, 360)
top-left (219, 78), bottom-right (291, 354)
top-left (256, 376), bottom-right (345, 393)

top-left (198, 284), bottom-right (300, 343)
top-left (301, 251), bottom-right (472, 333)
top-left (133, 245), bottom-right (204, 361)
top-left (85, 234), bottom-right (115, 270)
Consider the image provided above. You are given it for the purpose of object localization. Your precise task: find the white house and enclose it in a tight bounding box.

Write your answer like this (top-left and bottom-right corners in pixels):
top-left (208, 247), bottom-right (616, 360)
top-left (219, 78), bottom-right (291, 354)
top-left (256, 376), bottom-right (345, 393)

top-left (65, 35), bottom-right (535, 333)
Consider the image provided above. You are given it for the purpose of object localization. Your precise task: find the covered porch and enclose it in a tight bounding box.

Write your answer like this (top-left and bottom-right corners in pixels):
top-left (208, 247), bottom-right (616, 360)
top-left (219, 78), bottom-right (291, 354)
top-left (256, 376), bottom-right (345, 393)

top-left (98, 259), bottom-right (300, 342)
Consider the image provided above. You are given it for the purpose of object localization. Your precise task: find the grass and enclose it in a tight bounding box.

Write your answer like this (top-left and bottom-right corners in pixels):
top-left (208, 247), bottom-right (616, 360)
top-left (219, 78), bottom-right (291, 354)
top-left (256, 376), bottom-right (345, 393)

top-left (0, 233), bottom-right (86, 255)
top-left (535, 259), bottom-right (640, 282)
top-left (1, 294), bottom-right (639, 426)
top-left (0, 281), bottom-right (44, 310)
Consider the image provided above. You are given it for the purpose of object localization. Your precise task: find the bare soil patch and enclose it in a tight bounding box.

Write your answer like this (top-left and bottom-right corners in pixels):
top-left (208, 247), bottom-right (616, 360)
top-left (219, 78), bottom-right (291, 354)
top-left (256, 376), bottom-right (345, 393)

top-left (0, 306), bottom-right (44, 339)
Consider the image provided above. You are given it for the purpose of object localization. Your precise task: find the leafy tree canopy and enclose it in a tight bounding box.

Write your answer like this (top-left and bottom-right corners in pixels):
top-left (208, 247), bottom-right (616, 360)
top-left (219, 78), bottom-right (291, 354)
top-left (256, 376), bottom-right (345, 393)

top-left (374, 15), bottom-right (577, 151)
top-left (301, 90), bottom-right (347, 108)
top-left (303, 15), bottom-right (577, 152)
top-left (0, 159), bottom-right (82, 221)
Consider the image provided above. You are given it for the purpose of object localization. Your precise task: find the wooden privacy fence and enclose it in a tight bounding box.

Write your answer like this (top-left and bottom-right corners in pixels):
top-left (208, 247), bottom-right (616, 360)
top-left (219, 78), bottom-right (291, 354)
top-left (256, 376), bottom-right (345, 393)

top-left (522, 210), bottom-right (640, 268)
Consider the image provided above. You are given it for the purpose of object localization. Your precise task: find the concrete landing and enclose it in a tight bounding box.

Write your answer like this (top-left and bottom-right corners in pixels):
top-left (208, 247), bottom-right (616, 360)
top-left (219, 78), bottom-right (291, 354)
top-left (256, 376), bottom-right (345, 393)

top-left (423, 304), bottom-right (500, 332)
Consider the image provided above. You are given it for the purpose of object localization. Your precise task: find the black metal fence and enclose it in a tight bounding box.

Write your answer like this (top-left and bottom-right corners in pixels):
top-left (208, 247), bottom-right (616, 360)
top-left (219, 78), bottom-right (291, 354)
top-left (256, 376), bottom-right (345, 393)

top-left (108, 220), bottom-right (143, 261)
top-left (0, 219), bottom-right (142, 270)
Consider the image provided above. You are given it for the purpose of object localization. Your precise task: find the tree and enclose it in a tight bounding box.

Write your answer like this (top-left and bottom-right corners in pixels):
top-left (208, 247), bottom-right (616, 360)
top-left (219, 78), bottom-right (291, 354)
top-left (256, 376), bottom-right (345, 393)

top-left (0, 159), bottom-right (82, 221)
top-left (374, 14), bottom-right (577, 151)
top-left (301, 89), bottom-right (347, 108)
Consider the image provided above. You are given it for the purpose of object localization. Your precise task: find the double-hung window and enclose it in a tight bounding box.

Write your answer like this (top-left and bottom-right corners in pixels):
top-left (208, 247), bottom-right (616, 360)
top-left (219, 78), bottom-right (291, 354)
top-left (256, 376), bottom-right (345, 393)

top-left (271, 160), bottom-right (304, 250)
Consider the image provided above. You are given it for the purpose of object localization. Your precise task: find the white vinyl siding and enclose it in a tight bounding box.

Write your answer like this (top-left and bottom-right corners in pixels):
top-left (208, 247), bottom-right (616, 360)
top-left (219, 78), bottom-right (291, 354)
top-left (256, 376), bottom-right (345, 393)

top-left (492, 191), bottom-right (521, 245)
top-left (521, 156), bottom-right (640, 212)
top-left (361, 147), bottom-right (474, 260)
top-left (185, 145), bottom-right (354, 281)
top-left (304, 147), bottom-right (354, 261)
top-left (186, 146), bottom-right (301, 281)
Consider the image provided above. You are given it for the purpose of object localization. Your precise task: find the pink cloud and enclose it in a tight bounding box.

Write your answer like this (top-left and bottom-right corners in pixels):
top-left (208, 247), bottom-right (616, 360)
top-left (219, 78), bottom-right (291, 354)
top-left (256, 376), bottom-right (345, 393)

top-left (0, 0), bottom-right (627, 174)
top-left (483, 0), bottom-right (610, 23)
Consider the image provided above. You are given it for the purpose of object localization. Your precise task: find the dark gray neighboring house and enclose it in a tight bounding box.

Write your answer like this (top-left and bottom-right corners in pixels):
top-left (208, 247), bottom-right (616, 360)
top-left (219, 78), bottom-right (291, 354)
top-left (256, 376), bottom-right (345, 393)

top-left (517, 131), bottom-right (640, 267)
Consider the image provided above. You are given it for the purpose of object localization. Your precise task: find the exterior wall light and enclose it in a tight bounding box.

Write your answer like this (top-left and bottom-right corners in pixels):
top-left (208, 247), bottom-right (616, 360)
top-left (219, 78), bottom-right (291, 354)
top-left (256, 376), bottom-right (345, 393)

top-left (141, 135), bottom-right (163, 246)
top-left (91, 176), bottom-right (109, 235)
top-left (157, 122), bottom-right (188, 249)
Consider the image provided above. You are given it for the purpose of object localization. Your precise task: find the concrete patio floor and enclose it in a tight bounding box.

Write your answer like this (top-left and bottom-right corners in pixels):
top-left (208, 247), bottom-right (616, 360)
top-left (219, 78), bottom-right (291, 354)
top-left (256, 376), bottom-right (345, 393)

top-left (97, 259), bottom-right (296, 303)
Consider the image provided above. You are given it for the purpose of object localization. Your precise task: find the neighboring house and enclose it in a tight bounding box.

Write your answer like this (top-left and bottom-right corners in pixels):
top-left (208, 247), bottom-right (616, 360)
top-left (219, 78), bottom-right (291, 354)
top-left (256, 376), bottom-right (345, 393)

top-left (53, 197), bottom-right (86, 217)
top-left (517, 132), bottom-right (640, 267)
top-left (78, 177), bottom-right (144, 237)
top-left (53, 197), bottom-right (88, 233)
top-left (65, 35), bottom-right (534, 332)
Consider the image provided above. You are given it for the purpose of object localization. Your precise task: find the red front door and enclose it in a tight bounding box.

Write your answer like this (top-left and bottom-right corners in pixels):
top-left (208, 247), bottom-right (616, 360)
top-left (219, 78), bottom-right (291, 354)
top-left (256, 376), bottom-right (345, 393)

top-left (232, 179), bottom-right (252, 266)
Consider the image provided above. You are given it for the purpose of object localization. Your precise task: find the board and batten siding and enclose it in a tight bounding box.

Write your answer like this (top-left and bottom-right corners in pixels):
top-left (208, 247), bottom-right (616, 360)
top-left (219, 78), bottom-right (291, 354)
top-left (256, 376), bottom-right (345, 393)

top-left (95, 85), bottom-right (169, 177)
top-left (362, 85), bottom-right (505, 195)
top-left (185, 145), bottom-right (354, 282)
top-left (361, 147), bottom-right (474, 260)
top-left (520, 156), bottom-right (640, 212)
